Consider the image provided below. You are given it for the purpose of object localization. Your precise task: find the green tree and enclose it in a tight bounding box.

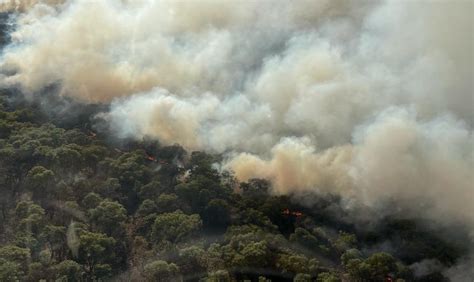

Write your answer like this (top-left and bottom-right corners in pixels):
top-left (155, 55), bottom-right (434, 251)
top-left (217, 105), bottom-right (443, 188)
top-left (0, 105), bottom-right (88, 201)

top-left (103, 150), bottom-right (150, 186)
top-left (233, 241), bottom-right (269, 268)
top-left (294, 273), bottom-right (312, 282)
top-left (15, 201), bottom-right (46, 236)
top-left (175, 180), bottom-right (207, 212)
top-left (345, 252), bottom-right (398, 281)
top-left (94, 178), bottom-right (127, 204)
top-left (15, 200), bottom-right (44, 219)
top-left (188, 151), bottom-right (220, 181)
top-left (202, 199), bottom-right (231, 230)
top-left (332, 231), bottom-right (357, 254)
top-left (151, 210), bottom-right (202, 244)
top-left (362, 252), bottom-right (398, 281)
top-left (77, 231), bottom-right (116, 280)
top-left (207, 269), bottom-right (231, 282)
top-left (156, 193), bottom-right (180, 213)
top-left (317, 271), bottom-right (341, 282)
top-left (137, 180), bottom-right (166, 202)
top-left (0, 245), bottom-right (30, 272)
top-left (0, 259), bottom-right (23, 281)
top-left (26, 166), bottom-right (55, 200)
top-left (290, 227), bottom-right (319, 251)
top-left (26, 166), bottom-right (55, 186)
top-left (143, 260), bottom-right (181, 282)
top-left (136, 199), bottom-right (158, 217)
top-left (54, 144), bottom-right (83, 171)
top-left (341, 248), bottom-right (362, 266)
top-left (89, 200), bottom-right (126, 235)
top-left (53, 260), bottom-right (82, 282)
top-left (276, 253), bottom-right (319, 276)
top-left (178, 246), bottom-right (207, 277)
top-left (39, 225), bottom-right (67, 260)
top-left (28, 262), bottom-right (50, 281)
top-left (82, 192), bottom-right (103, 209)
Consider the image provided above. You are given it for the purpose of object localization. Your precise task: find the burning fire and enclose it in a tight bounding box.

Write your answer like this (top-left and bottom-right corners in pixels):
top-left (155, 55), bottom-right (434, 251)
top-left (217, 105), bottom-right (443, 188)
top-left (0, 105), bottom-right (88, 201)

top-left (282, 208), bottom-right (303, 218)
top-left (145, 154), bottom-right (157, 162)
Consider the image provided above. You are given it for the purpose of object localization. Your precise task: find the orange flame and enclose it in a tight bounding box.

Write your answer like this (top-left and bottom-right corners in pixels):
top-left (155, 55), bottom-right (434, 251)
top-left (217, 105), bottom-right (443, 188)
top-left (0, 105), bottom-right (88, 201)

top-left (282, 209), bottom-right (303, 217)
top-left (145, 154), bottom-right (157, 162)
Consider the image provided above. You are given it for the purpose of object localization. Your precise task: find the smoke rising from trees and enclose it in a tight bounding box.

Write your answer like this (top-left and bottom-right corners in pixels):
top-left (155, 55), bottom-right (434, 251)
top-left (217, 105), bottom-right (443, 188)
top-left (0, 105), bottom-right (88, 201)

top-left (0, 0), bottom-right (473, 278)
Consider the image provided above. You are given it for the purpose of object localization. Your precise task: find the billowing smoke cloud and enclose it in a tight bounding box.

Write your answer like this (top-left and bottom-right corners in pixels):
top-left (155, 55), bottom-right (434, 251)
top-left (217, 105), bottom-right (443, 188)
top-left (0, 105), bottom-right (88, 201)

top-left (0, 0), bottom-right (65, 13)
top-left (0, 0), bottom-right (473, 277)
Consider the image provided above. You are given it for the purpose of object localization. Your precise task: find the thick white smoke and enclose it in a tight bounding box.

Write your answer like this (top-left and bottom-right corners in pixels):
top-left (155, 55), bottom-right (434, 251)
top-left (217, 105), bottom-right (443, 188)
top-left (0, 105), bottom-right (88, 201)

top-left (0, 0), bottom-right (473, 278)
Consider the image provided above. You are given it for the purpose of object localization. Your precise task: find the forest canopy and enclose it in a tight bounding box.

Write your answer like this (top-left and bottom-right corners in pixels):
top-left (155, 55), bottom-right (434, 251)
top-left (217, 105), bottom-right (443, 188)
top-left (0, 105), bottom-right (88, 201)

top-left (0, 90), bottom-right (466, 281)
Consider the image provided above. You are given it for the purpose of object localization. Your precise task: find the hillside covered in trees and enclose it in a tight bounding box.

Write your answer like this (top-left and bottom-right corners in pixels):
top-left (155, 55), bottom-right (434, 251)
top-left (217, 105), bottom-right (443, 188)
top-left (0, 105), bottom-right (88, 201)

top-left (0, 90), bottom-right (466, 281)
top-left (0, 1), bottom-right (472, 281)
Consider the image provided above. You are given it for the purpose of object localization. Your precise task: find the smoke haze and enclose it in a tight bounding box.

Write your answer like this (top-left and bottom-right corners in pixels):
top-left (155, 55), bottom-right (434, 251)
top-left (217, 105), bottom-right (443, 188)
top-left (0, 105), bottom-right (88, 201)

top-left (0, 0), bottom-right (473, 278)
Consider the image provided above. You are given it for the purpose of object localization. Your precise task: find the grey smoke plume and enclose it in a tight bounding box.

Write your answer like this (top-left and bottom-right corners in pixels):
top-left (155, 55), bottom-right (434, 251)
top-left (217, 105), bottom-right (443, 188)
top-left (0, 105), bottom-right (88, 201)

top-left (0, 0), bottom-right (473, 278)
